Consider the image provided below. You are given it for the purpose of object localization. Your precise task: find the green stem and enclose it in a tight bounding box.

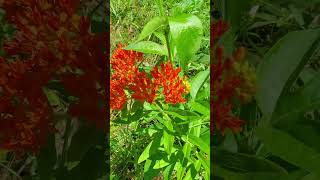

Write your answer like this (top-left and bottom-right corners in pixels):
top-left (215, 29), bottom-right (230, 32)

top-left (165, 27), bottom-right (172, 62)
top-left (0, 162), bottom-right (21, 179)
top-left (59, 117), bottom-right (72, 169)
top-left (188, 122), bottom-right (210, 128)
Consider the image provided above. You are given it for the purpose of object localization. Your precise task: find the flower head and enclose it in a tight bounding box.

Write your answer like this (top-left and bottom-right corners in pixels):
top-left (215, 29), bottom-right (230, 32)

top-left (110, 45), bottom-right (189, 110)
top-left (151, 62), bottom-right (188, 104)
top-left (211, 20), bottom-right (256, 135)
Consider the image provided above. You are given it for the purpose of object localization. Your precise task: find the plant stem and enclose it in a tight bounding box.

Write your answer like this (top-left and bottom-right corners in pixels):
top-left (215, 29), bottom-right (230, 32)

top-left (165, 25), bottom-right (172, 62)
top-left (59, 117), bottom-right (72, 169)
top-left (0, 162), bottom-right (21, 180)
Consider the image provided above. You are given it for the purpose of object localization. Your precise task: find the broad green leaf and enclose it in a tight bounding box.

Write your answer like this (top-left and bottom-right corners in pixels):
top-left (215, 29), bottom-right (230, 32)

top-left (163, 119), bottom-right (174, 155)
top-left (190, 101), bottom-right (210, 115)
top-left (128, 105), bottom-right (144, 122)
top-left (213, 165), bottom-right (289, 180)
top-left (256, 29), bottom-right (320, 119)
top-left (138, 141), bottom-right (154, 164)
top-left (125, 41), bottom-right (168, 56)
top-left (183, 165), bottom-right (197, 180)
top-left (201, 128), bottom-right (210, 146)
top-left (182, 143), bottom-right (192, 160)
top-left (43, 88), bottom-right (61, 106)
top-left (153, 159), bottom-right (170, 169)
top-left (138, 16), bottom-right (168, 41)
top-left (163, 163), bottom-right (175, 180)
top-left (182, 134), bottom-right (209, 154)
top-left (190, 70), bottom-right (209, 100)
top-left (164, 109), bottom-right (199, 121)
top-left (138, 134), bottom-right (161, 164)
top-left (153, 31), bottom-right (166, 45)
top-left (169, 14), bottom-right (203, 70)
top-left (270, 73), bottom-right (320, 152)
top-left (272, 72), bottom-right (320, 124)
top-left (190, 119), bottom-right (201, 137)
top-left (301, 173), bottom-right (320, 180)
top-left (144, 160), bottom-right (161, 179)
top-left (194, 160), bottom-right (201, 171)
top-left (213, 147), bottom-right (288, 175)
top-left (256, 126), bottom-right (320, 176)
top-left (221, 130), bottom-right (238, 153)
top-left (175, 161), bottom-right (187, 180)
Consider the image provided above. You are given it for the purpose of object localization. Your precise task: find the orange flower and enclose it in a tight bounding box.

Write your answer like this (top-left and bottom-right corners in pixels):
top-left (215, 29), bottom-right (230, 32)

top-left (110, 45), bottom-right (189, 110)
top-left (129, 70), bottom-right (157, 103)
top-left (0, 0), bottom-right (108, 152)
top-left (211, 20), bottom-right (249, 135)
top-left (111, 43), bottom-right (143, 86)
top-left (151, 62), bottom-right (187, 104)
top-left (110, 80), bottom-right (126, 110)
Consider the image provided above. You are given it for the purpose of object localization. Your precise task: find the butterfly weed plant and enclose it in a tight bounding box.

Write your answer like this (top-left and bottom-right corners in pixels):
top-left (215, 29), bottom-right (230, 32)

top-left (110, 0), bottom-right (210, 179)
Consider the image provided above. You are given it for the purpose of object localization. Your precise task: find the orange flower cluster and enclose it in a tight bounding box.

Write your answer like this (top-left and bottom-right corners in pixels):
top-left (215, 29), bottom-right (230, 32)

top-left (211, 20), bottom-right (256, 135)
top-left (0, 0), bottom-right (107, 152)
top-left (110, 44), bottom-right (188, 110)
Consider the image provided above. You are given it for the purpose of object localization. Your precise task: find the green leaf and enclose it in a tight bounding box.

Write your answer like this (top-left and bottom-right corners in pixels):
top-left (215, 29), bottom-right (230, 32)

top-left (190, 70), bottom-right (209, 100)
top-left (175, 161), bottom-right (187, 180)
top-left (163, 163), bottom-right (175, 180)
top-left (169, 14), bottom-right (203, 70)
top-left (213, 165), bottom-right (289, 180)
top-left (153, 159), bottom-right (170, 169)
top-left (144, 160), bottom-right (161, 180)
top-left (137, 16), bottom-right (168, 41)
top-left (164, 109), bottom-right (199, 121)
top-left (190, 101), bottom-right (210, 116)
top-left (182, 143), bottom-right (192, 161)
top-left (163, 119), bottom-right (174, 155)
top-left (128, 105), bottom-right (144, 122)
top-left (125, 41), bottom-right (168, 56)
top-left (183, 164), bottom-right (197, 180)
top-left (256, 29), bottom-right (320, 119)
top-left (256, 126), bottom-right (320, 176)
top-left (153, 31), bottom-right (166, 45)
top-left (272, 72), bottom-right (320, 124)
top-left (138, 141), bottom-right (154, 164)
top-left (182, 134), bottom-right (209, 155)
top-left (43, 88), bottom-right (61, 106)
top-left (213, 147), bottom-right (288, 175)
top-left (138, 134), bottom-right (161, 164)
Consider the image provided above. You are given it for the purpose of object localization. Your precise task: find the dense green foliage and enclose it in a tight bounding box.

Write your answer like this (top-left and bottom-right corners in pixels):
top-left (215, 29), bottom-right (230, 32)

top-left (213, 0), bottom-right (320, 179)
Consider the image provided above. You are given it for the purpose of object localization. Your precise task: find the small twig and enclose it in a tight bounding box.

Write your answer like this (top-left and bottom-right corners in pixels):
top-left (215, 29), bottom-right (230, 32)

top-left (0, 162), bottom-right (22, 180)
top-left (164, 26), bottom-right (172, 62)
top-left (17, 156), bottom-right (35, 175)
top-left (59, 117), bottom-right (72, 169)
